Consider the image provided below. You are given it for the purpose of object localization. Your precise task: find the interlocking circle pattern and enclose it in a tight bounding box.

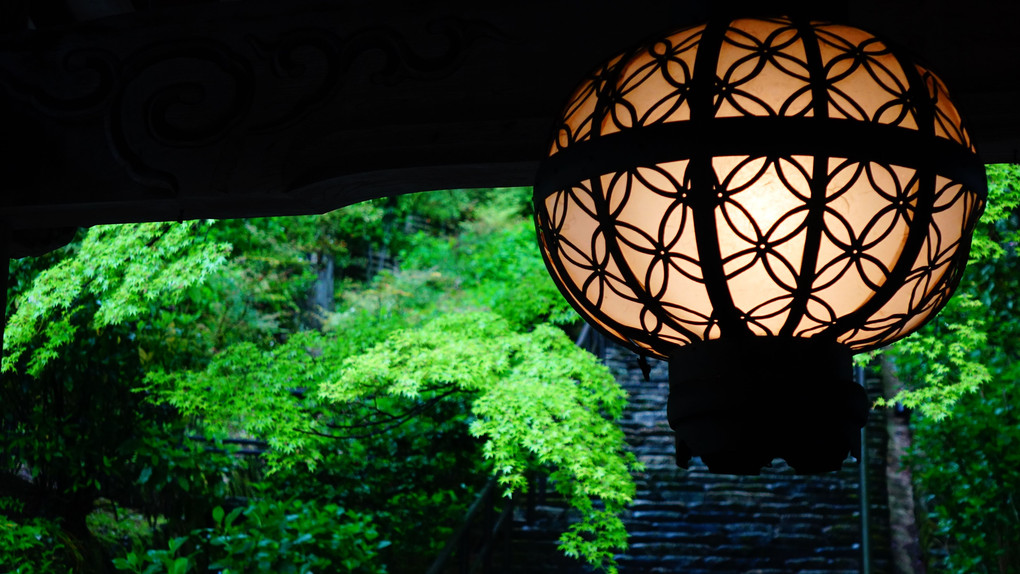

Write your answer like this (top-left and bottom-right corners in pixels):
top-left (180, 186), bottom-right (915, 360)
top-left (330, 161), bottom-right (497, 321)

top-left (535, 16), bottom-right (986, 359)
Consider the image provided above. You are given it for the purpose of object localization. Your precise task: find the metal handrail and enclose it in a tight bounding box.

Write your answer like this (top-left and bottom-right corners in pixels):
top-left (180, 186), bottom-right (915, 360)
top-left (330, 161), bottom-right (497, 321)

top-left (425, 477), bottom-right (512, 574)
top-left (469, 497), bottom-right (515, 574)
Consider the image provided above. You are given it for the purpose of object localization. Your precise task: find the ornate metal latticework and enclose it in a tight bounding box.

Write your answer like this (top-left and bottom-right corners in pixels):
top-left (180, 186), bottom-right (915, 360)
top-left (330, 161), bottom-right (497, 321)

top-left (533, 16), bottom-right (987, 473)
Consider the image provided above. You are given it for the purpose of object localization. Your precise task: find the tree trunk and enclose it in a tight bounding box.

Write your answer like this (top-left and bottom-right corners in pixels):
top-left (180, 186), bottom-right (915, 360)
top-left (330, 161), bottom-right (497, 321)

top-left (307, 251), bottom-right (334, 327)
top-left (882, 356), bottom-right (926, 574)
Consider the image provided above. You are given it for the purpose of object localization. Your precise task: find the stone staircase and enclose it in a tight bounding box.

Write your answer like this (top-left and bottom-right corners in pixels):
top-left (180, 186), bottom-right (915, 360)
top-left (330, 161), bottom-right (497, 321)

top-left (498, 344), bottom-right (891, 574)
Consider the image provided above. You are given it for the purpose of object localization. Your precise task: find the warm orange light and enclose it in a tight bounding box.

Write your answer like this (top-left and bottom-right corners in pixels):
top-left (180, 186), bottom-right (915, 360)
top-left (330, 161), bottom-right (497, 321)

top-left (533, 16), bottom-right (986, 473)
top-left (535, 16), bottom-right (985, 360)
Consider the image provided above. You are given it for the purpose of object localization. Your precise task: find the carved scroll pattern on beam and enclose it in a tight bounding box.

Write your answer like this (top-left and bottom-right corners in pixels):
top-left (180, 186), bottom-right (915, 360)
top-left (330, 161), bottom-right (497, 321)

top-left (1, 16), bottom-right (504, 196)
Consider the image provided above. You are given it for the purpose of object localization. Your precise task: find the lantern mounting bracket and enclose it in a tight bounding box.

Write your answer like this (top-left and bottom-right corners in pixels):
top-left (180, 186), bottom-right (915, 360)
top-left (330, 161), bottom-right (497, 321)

top-left (668, 337), bottom-right (867, 474)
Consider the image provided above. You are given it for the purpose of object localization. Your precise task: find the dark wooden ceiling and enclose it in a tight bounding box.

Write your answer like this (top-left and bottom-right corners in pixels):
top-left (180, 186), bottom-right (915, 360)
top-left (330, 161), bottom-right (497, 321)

top-left (1, 0), bottom-right (1018, 235)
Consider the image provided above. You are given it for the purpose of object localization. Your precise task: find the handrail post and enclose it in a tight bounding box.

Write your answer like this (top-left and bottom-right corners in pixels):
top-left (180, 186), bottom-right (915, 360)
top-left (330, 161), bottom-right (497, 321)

top-left (458, 523), bottom-right (469, 574)
top-left (526, 470), bottom-right (536, 526)
top-left (857, 365), bottom-right (871, 574)
top-left (502, 494), bottom-right (513, 568)
top-left (482, 486), bottom-right (494, 573)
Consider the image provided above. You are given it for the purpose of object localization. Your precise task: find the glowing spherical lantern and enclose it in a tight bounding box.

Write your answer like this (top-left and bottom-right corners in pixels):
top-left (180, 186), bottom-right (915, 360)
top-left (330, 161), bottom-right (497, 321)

top-left (534, 16), bottom-right (986, 473)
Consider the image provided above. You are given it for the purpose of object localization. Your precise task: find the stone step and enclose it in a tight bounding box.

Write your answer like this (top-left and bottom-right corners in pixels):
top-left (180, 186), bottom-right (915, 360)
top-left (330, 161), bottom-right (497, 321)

top-left (487, 343), bottom-right (885, 574)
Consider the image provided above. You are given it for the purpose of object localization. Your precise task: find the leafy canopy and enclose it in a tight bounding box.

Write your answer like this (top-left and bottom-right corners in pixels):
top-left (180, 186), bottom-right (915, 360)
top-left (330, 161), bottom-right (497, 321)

top-left (3, 222), bottom-right (230, 376)
top-left (147, 309), bottom-right (639, 570)
top-left (135, 189), bottom-right (639, 572)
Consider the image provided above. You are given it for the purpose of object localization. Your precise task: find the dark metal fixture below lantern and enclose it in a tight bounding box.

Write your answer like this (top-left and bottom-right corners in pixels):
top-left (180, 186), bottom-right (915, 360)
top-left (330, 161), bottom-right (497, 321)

top-left (533, 15), bottom-right (986, 474)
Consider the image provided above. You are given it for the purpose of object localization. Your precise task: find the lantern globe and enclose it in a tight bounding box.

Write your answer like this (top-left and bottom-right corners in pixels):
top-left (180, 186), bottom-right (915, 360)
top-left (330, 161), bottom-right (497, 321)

top-left (534, 16), bottom-right (986, 473)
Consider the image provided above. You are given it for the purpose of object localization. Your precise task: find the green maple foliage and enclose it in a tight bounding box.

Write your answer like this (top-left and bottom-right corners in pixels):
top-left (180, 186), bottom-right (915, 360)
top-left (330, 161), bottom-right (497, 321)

top-left (146, 308), bottom-right (639, 571)
top-left (3, 222), bottom-right (230, 376)
top-left (878, 164), bottom-right (1020, 573)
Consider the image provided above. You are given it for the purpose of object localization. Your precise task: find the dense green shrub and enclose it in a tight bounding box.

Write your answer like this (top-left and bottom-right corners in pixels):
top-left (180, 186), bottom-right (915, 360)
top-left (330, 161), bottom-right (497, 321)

top-left (908, 380), bottom-right (1020, 574)
top-left (86, 501), bottom-right (162, 560)
top-left (883, 164), bottom-right (1020, 573)
top-left (112, 500), bottom-right (386, 574)
top-left (4, 188), bottom-right (636, 573)
top-left (1, 509), bottom-right (77, 573)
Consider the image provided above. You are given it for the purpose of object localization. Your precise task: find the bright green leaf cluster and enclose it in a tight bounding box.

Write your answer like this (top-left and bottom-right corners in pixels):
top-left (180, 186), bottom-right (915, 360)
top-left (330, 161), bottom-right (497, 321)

top-left (875, 293), bottom-right (991, 420)
top-left (148, 310), bottom-right (638, 571)
top-left (3, 222), bottom-right (230, 375)
top-left (325, 312), bottom-right (639, 572)
top-left (879, 164), bottom-right (1020, 416)
top-left (967, 163), bottom-right (1020, 264)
